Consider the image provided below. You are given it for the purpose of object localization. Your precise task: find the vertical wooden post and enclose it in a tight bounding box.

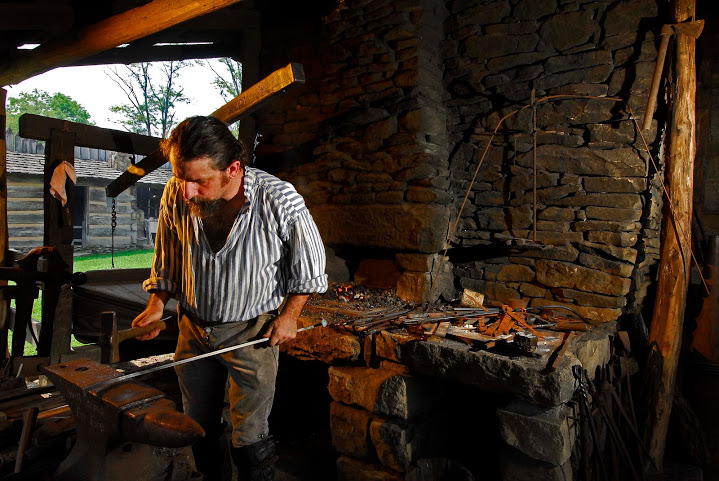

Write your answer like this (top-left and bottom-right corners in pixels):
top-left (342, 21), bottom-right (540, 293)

top-left (0, 88), bottom-right (8, 360)
top-left (42, 129), bottom-right (75, 364)
top-left (646, 0), bottom-right (698, 471)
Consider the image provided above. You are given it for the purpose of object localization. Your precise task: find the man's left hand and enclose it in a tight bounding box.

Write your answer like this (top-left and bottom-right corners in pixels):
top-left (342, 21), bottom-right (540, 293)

top-left (263, 313), bottom-right (298, 346)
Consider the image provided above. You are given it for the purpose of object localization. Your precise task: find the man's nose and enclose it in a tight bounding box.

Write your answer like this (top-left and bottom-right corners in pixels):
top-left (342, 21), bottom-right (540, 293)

top-left (184, 181), bottom-right (198, 199)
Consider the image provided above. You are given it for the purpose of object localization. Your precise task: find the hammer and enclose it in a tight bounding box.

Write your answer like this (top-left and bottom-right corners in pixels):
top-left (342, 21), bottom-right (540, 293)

top-left (99, 311), bottom-right (168, 364)
top-left (643, 20), bottom-right (704, 131)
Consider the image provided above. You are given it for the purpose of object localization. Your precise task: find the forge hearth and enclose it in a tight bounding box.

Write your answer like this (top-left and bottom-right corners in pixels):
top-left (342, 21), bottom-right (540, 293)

top-left (280, 286), bottom-right (625, 480)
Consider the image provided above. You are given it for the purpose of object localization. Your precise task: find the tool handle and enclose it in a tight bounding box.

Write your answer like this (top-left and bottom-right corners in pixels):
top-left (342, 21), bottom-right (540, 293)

top-left (118, 320), bottom-right (167, 342)
top-left (643, 33), bottom-right (672, 131)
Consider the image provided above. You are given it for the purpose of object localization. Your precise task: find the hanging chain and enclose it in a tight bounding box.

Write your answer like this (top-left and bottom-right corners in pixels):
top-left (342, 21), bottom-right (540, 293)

top-left (111, 198), bottom-right (117, 268)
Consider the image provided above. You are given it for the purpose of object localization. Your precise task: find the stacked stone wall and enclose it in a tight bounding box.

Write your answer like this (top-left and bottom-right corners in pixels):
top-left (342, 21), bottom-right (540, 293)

top-left (443, 0), bottom-right (664, 323)
top-left (257, 0), bottom-right (456, 301)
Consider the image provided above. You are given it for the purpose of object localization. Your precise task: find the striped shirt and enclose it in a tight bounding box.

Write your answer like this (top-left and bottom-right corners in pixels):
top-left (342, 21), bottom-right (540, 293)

top-left (143, 167), bottom-right (328, 323)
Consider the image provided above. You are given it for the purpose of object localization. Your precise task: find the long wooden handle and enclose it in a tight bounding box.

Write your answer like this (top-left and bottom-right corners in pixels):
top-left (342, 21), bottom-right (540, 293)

top-left (643, 33), bottom-right (672, 131)
top-left (118, 320), bottom-right (167, 342)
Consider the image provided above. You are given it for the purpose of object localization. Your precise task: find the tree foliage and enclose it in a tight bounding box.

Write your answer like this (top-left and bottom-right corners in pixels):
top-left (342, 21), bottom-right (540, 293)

top-left (106, 61), bottom-right (190, 138)
top-left (200, 58), bottom-right (242, 101)
top-left (5, 89), bottom-right (94, 134)
top-left (197, 58), bottom-right (243, 135)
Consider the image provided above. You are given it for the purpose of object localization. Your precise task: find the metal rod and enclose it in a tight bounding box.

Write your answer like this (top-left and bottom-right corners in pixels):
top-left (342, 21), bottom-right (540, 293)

top-left (82, 319), bottom-right (328, 393)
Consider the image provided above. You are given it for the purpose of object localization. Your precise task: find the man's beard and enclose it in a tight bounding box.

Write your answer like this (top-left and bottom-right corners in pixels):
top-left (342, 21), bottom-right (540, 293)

top-left (186, 171), bottom-right (231, 218)
top-left (187, 197), bottom-right (228, 217)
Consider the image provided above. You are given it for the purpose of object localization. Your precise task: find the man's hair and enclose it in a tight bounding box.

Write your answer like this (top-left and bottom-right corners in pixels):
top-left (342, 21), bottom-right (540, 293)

top-left (161, 116), bottom-right (248, 170)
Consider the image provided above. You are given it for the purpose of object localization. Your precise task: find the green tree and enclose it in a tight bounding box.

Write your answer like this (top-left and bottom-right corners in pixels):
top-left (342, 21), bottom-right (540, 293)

top-left (106, 61), bottom-right (190, 138)
top-left (6, 89), bottom-right (94, 134)
top-left (199, 58), bottom-right (242, 101)
top-left (197, 58), bottom-right (242, 135)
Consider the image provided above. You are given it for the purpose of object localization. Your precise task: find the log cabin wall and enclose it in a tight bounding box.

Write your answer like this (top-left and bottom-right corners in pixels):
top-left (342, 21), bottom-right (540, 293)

top-left (255, 0), bottom-right (664, 324)
top-left (4, 151), bottom-right (164, 252)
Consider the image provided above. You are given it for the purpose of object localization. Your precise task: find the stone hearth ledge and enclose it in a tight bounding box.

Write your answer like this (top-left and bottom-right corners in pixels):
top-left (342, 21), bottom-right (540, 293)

top-left (282, 315), bottom-right (614, 407)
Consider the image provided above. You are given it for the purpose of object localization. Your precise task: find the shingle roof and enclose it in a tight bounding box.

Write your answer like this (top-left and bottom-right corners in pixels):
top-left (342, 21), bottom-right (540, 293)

top-left (5, 151), bottom-right (172, 186)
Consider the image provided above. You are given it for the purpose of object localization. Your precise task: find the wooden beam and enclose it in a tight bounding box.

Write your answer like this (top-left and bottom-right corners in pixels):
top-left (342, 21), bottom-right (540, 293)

top-left (645, 0), bottom-right (699, 471)
top-left (212, 62), bottom-right (305, 124)
top-left (0, 0), bottom-right (244, 87)
top-left (0, 87), bottom-right (8, 360)
top-left (105, 62), bottom-right (306, 198)
top-left (19, 114), bottom-right (160, 154)
top-left (73, 43), bottom-right (242, 66)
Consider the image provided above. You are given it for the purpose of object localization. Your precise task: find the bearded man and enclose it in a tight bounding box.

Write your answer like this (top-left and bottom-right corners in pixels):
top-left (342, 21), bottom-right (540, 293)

top-left (131, 115), bottom-right (327, 481)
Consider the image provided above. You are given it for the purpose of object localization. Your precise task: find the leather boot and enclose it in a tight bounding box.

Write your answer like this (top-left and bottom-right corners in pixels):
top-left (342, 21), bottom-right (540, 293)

top-left (230, 436), bottom-right (278, 481)
top-left (192, 425), bottom-right (226, 481)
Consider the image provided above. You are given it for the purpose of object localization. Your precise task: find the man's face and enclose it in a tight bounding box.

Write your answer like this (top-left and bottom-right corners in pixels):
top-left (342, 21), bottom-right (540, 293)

top-left (175, 156), bottom-right (232, 217)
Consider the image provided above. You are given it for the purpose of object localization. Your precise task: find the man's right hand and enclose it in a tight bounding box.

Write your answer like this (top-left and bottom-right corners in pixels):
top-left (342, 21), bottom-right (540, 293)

top-left (132, 292), bottom-right (170, 341)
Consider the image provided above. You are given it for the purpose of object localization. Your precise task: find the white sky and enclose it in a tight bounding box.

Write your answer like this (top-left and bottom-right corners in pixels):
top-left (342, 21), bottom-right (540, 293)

top-left (5, 60), bottom-right (228, 131)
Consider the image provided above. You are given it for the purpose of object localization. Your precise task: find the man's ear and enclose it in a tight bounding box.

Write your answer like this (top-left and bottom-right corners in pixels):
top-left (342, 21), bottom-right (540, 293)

top-left (226, 160), bottom-right (243, 179)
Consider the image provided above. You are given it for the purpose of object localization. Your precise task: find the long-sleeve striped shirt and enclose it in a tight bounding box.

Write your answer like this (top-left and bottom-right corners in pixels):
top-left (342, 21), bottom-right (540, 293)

top-left (143, 166), bottom-right (328, 323)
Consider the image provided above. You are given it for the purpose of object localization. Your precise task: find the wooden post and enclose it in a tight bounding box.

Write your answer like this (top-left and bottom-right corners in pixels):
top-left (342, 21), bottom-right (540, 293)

top-left (646, 0), bottom-right (698, 471)
top-left (42, 129), bottom-right (76, 364)
top-left (0, 88), bottom-right (8, 360)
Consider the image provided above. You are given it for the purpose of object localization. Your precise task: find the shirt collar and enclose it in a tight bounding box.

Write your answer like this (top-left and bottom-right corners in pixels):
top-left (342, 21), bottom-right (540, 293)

top-left (242, 166), bottom-right (256, 206)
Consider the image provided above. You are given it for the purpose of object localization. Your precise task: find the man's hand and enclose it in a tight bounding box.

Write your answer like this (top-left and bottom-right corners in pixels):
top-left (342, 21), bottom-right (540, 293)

top-left (262, 293), bottom-right (310, 346)
top-left (263, 312), bottom-right (298, 346)
top-left (132, 292), bottom-right (170, 341)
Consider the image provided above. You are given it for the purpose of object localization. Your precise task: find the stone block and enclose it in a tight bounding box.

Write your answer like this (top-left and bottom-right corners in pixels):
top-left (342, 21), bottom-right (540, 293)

top-left (312, 204), bottom-right (451, 253)
top-left (395, 253), bottom-right (450, 272)
top-left (539, 10), bottom-right (595, 51)
top-left (370, 419), bottom-right (413, 471)
top-left (520, 282), bottom-right (548, 298)
top-left (497, 400), bottom-right (577, 465)
top-left (336, 455), bottom-right (403, 481)
top-left (544, 50), bottom-right (613, 75)
top-left (530, 298), bottom-right (621, 323)
top-left (500, 447), bottom-right (573, 481)
top-left (375, 331), bottom-right (415, 363)
top-left (281, 323), bottom-right (362, 362)
top-left (577, 241), bottom-right (638, 263)
top-left (538, 207), bottom-right (575, 222)
top-left (586, 231), bottom-right (638, 247)
top-left (516, 145), bottom-right (646, 177)
top-left (552, 287), bottom-right (627, 308)
top-left (577, 252), bottom-right (633, 277)
top-left (328, 366), bottom-right (443, 420)
top-left (496, 264), bottom-right (536, 283)
top-left (587, 121), bottom-right (636, 145)
top-left (586, 206), bottom-right (642, 222)
top-left (574, 329), bottom-right (612, 378)
top-left (487, 51), bottom-right (553, 72)
top-left (512, 0), bottom-right (557, 20)
top-left (369, 416), bottom-right (448, 473)
top-left (330, 402), bottom-right (373, 458)
top-left (603, 0), bottom-right (658, 37)
top-left (396, 271), bottom-right (456, 303)
top-left (571, 221), bottom-right (641, 233)
top-left (535, 259), bottom-right (631, 296)
top-left (400, 339), bottom-right (580, 406)
top-left (465, 34), bottom-right (539, 60)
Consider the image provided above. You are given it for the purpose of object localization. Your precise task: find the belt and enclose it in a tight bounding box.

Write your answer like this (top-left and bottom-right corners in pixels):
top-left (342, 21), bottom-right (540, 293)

top-left (179, 306), bottom-right (277, 328)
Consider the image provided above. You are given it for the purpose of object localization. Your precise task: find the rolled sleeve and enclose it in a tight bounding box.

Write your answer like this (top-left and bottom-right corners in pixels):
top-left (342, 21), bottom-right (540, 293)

top-left (143, 187), bottom-right (183, 296)
top-left (286, 209), bottom-right (328, 294)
